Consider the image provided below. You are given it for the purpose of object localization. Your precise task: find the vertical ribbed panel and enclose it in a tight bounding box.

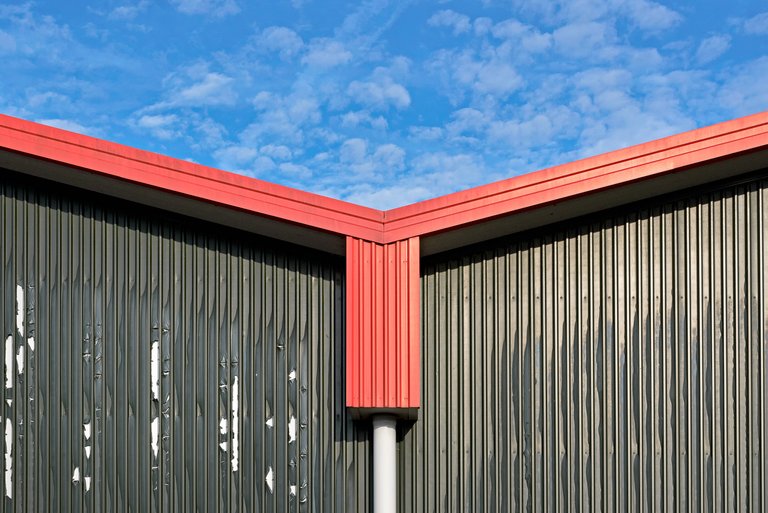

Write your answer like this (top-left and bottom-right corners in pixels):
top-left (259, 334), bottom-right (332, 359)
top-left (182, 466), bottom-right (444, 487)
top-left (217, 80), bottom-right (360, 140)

top-left (404, 175), bottom-right (768, 512)
top-left (0, 171), bottom-right (370, 512)
top-left (346, 237), bottom-right (419, 414)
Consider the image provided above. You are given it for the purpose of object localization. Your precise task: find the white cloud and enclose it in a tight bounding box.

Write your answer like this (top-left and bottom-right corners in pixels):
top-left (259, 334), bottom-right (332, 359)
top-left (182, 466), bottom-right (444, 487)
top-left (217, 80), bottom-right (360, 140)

top-left (695, 35), bottom-right (730, 65)
top-left (428, 10), bottom-right (472, 35)
top-left (473, 17), bottom-right (493, 36)
top-left (744, 12), bottom-right (768, 35)
top-left (241, 90), bottom-right (322, 145)
top-left (428, 49), bottom-right (523, 102)
top-left (625, 0), bottom-right (681, 31)
top-left (488, 114), bottom-right (557, 147)
top-left (0, 29), bottom-right (16, 53)
top-left (410, 151), bottom-right (491, 192)
top-left (148, 65), bottom-right (237, 109)
top-left (492, 19), bottom-right (552, 53)
top-left (339, 110), bottom-right (389, 130)
top-left (717, 57), bottom-right (768, 117)
top-left (260, 144), bottom-right (293, 160)
top-left (35, 118), bottom-right (99, 136)
top-left (109, 1), bottom-right (149, 20)
top-left (343, 184), bottom-right (433, 210)
top-left (475, 62), bottom-right (521, 97)
top-left (348, 67), bottom-right (411, 110)
top-left (177, 72), bottom-right (236, 105)
top-left (169, 0), bottom-right (239, 17)
top-left (256, 26), bottom-right (304, 60)
top-left (553, 21), bottom-right (615, 58)
top-left (0, 4), bottom-right (135, 70)
top-left (507, 0), bottom-right (680, 31)
top-left (192, 116), bottom-right (228, 147)
top-left (27, 91), bottom-right (70, 109)
top-left (446, 108), bottom-right (488, 136)
top-left (301, 38), bottom-right (352, 68)
top-left (338, 138), bottom-right (405, 177)
top-left (409, 126), bottom-right (443, 141)
top-left (134, 113), bottom-right (180, 139)
top-left (279, 162), bottom-right (312, 179)
top-left (214, 145), bottom-right (259, 168)
top-left (340, 138), bottom-right (368, 163)
top-left (372, 144), bottom-right (405, 170)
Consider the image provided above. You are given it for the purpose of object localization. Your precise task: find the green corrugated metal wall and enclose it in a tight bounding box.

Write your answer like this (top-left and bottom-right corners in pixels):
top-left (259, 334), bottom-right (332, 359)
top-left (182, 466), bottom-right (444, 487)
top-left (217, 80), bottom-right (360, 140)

top-left (406, 174), bottom-right (768, 512)
top-left (0, 171), bottom-right (369, 512)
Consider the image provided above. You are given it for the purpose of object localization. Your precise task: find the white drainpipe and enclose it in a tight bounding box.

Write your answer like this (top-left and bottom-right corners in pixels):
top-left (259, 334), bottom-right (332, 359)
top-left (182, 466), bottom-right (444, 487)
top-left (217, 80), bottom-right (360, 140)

top-left (372, 415), bottom-right (397, 513)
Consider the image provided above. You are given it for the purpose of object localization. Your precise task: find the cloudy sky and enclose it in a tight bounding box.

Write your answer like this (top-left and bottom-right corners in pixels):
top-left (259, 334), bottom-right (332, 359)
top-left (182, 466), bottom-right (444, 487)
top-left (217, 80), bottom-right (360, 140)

top-left (1, 1), bottom-right (767, 208)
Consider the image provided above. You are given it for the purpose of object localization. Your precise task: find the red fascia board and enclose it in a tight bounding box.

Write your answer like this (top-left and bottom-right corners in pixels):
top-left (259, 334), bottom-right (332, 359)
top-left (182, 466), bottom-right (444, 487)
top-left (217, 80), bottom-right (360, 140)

top-left (0, 114), bottom-right (386, 243)
top-left (382, 112), bottom-right (768, 242)
top-left (3, 112), bottom-right (768, 246)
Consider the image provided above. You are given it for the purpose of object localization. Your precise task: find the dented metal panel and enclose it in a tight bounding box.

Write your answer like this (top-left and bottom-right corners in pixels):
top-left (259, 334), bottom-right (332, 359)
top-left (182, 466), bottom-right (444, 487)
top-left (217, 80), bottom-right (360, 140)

top-left (405, 174), bottom-right (768, 512)
top-left (0, 171), bottom-right (369, 512)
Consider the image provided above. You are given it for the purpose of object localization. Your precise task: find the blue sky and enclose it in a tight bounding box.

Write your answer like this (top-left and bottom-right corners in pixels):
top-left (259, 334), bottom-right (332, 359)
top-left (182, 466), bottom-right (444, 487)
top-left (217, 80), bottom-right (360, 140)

top-left (1, 1), bottom-right (767, 208)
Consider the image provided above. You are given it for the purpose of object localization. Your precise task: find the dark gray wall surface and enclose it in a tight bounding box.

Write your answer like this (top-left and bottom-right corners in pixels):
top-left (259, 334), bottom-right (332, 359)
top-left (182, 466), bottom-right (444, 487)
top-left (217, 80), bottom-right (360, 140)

top-left (0, 171), bottom-right (368, 512)
top-left (407, 173), bottom-right (768, 512)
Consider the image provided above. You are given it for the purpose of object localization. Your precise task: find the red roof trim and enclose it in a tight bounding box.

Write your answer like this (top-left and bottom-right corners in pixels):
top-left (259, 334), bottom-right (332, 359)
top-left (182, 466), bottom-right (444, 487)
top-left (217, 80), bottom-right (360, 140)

top-left (2, 111), bottom-right (768, 244)
top-left (382, 112), bottom-right (768, 242)
top-left (0, 114), bottom-right (386, 243)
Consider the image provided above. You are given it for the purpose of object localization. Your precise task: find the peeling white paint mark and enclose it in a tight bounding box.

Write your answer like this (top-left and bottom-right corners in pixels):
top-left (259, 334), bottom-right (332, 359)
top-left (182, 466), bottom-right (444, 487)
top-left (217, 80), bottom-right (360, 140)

top-left (150, 417), bottom-right (160, 458)
top-left (27, 337), bottom-right (34, 352)
top-left (4, 419), bottom-right (11, 499)
top-left (219, 441), bottom-right (228, 451)
top-left (150, 341), bottom-right (160, 401)
top-left (265, 467), bottom-right (274, 493)
top-left (219, 418), bottom-right (228, 435)
top-left (72, 467), bottom-right (80, 484)
top-left (290, 485), bottom-right (296, 496)
top-left (15, 286), bottom-right (24, 338)
top-left (231, 376), bottom-right (239, 472)
top-left (85, 446), bottom-right (91, 459)
top-left (4, 336), bottom-right (12, 390)
top-left (84, 476), bottom-right (91, 491)
top-left (15, 347), bottom-right (23, 376)
top-left (288, 369), bottom-right (296, 382)
top-left (288, 416), bottom-right (297, 444)
top-left (266, 417), bottom-right (274, 428)
top-left (83, 422), bottom-right (92, 440)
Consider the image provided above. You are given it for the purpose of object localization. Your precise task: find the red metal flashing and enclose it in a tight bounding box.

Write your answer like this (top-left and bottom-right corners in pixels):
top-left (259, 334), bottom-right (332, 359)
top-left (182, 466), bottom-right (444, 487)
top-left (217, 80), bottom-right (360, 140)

top-left (346, 237), bottom-right (420, 414)
top-left (0, 114), bottom-right (386, 243)
top-left (382, 112), bottom-right (768, 242)
top-left (2, 111), bottom-right (768, 416)
top-left (2, 112), bottom-right (767, 243)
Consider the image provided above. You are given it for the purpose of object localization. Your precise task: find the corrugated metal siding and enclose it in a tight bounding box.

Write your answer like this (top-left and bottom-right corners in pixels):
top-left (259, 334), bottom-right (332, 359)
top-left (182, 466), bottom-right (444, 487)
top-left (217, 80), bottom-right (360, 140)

top-left (0, 171), bottom-right (369, 512)
top-left (404, 175), bottom-right (768, 512)
top-left (346, 237), bottom-right (420, 412)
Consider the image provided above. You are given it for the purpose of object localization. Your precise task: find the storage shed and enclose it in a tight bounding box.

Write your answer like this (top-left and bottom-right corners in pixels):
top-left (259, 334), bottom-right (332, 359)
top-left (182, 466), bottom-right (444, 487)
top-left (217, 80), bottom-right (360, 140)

top-left (1, 112), bottom-right (767, 512)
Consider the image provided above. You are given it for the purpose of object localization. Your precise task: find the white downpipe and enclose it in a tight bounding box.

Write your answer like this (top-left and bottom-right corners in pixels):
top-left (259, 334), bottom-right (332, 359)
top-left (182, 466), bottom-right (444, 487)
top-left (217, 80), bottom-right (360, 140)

top-left (373, 415), bottom-right (397, 513)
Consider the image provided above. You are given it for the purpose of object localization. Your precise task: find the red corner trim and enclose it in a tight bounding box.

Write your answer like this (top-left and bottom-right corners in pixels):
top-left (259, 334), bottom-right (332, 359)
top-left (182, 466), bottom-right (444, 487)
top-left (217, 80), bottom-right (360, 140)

top-left (346, 236), bottom-right (420, 413)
